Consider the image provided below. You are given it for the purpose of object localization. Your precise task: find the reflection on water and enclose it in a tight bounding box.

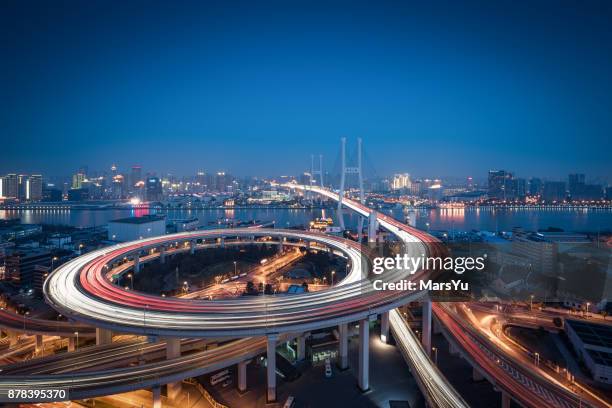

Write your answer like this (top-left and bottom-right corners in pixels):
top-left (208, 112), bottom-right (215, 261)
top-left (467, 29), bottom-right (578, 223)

top-left (385, 207), bottom-right (611, 232)
top-left (1, 206), bottom-right (610, 232)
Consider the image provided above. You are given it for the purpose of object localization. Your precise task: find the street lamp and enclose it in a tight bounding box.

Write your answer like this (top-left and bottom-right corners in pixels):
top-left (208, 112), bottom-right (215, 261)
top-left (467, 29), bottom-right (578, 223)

top-left (534, 352), bottom-right (540, 366)
top-left (51, 256), bottom-right (58, 270)
top-left (233, 261), bottom-right (237, 276)
top-left (331, 270), bottom-right (336, 286)
top-left (74, 331), bottom-right (79, 351)
top-left (586, 302), bottom-right (590, 318)
top-left (127, 273), bottom-right (133, 290)
top-left (432, 346), bottom-right (438, 365)
top-left (530, 294), bottom-right (534, 310)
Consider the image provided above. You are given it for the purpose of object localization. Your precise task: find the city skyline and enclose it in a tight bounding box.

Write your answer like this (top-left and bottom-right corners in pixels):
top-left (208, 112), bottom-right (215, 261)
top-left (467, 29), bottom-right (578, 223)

top-left (2, 1), bottom-right (612, 179)
top-left (1, 163), bottom-right (610, 186)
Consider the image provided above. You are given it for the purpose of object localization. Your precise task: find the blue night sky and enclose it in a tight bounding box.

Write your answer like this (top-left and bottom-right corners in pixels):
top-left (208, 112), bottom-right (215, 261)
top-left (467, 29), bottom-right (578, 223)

top-left (1, 0), bottom-right (611, 181)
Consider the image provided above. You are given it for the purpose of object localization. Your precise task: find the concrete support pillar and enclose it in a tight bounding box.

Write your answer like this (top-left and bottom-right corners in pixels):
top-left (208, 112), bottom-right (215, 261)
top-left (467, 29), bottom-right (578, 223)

top-left (449, 342), bottom-right (459, 356)
top-left (96, 328), bottom-right (112, 345)
top-left (277, 243), bottom-right (283, 254)
top-left (358, 319), bottom-right (370, 392)
top-left (133, 254), bottom-right (141, 273)
top-left (159, 246), bottom-right (166, 264)
top-left (473, 367), bottom-right (484, 382)
top-left (368, 212), bottom-right (378, 243)
top-left (189, 240), bottom-right (196, 255)
top-left (35, 334), bottom-right (43, 353)
top-left (152, 386), bottom-right (162, 408)
top-left (380, 311), bottom-right (390, 343)
top-left (220, 237), bottom-right (225, 248)
top-left (238, 360), bottom-right (249, 392)
top-left (266, 334), bottom-right (278, 403)
top-left (422, 300), bottom-right (432, 355)
top-left (297, 333), bottom-right (307, 361)
top-left (501, 391), bottom-right (511, 408)
top-left (338, 323), bottom-right (349, 370)
top-left (166, 338), bottom-right (181, 400)
top-left (68, 337), bottom-right (76, 352)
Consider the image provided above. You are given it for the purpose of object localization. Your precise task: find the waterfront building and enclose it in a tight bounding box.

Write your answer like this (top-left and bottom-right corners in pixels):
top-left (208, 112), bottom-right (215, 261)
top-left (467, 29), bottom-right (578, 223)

top-left (72, 172), bottom-right (85, 189)
top-left (26, 175), bottom-right (43, 201)
top-left (108, 215), bottom-right (166, 242)
top-left (528, 177), bottom-right (543, 196)
top-left (145, 176), bottom-right (163, 201)
top-left (3, 174), bottom-right (19, 199)
top-left (569, 173), bottom-right (604, 200)
top-left (391, 173), bottom-right (412, 190)
top-left (488, 170), bottom-right (514, 200)
top-left (542, 181), bottom-right (566, 202)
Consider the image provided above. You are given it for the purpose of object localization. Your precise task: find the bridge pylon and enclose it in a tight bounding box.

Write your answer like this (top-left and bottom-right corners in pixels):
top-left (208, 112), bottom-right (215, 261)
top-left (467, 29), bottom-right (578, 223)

top-left (338, 137), bottom-right (365, 235)
top-left (309, 154), bottom-right (324, 203)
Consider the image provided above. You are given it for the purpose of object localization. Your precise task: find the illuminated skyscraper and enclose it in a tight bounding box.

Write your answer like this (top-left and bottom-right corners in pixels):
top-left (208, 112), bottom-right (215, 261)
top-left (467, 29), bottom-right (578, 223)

top-left (72, 172), bottom-right (85, 189)
top-left (27, 175), bottom-right (43, 201)
top-left (488, 170), bottom-right (514, 200)
top-left (391, 173), bottom-right (412, 190)
top-left (145, 176), bottom-right (163, 201)
top-left (130, 166), bottom-right (142, 192)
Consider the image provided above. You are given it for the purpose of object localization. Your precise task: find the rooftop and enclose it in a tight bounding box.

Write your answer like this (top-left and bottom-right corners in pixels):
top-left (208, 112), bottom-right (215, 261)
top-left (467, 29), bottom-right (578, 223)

top-left (587, 349), bottom-right (612, 366)
top-left (566, 319), bottom-right (612, 350)
top-left (109, 215), bottom-right (165, 225)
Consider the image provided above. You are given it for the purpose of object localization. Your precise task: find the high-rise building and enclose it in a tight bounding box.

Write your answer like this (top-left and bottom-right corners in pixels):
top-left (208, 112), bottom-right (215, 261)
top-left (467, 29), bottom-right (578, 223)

top-left (4, 174), bottom-right (18, 199)
top-left (195, 171), bottom-right (207, 192)
top-left (17, 175), bottom-right (29, 201)
top-left (111, 174), bottom-right (125, 199)
top-left (513, 178), bottom-right (527, 198)
top-left (145, 176), bottom-right (163, 201)
top-left (391, 173), bottom-right (412, 190)
top-left (568, 173), bottom-right (586, 196)
top-left (130, 166), bottom-right (142, 192)
top-left (568, 174), bottom-right (602, 200)
top-left (466, 176), bottom-right (474, 191)
top-left (542, 181), bottom-right (566, 202)
top-left (488, 170), bottom-right (514, 200)
top-left (214, 172), bottom-right (233, 192)
top-left (528, 178), bottom-right (543, 196)
top-left (72, 172), bottom-right (85, 189)
top-left (26, 175), bottom-right (43, 201)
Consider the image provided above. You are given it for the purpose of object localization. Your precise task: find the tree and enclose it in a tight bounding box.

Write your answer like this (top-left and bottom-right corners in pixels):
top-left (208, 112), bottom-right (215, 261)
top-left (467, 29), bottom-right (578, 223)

top-left (301, 281), bottom-right (309, 292)
top-left (245, 281), bottom-right (256, 295)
